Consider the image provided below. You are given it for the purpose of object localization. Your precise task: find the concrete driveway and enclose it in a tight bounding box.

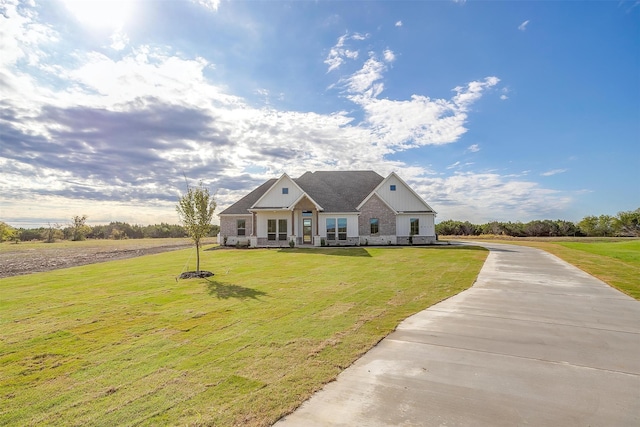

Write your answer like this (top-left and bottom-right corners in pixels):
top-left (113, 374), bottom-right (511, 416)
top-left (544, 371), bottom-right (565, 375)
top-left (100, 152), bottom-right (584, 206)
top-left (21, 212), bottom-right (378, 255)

top-left (275, 242), bottom-right (640, 426)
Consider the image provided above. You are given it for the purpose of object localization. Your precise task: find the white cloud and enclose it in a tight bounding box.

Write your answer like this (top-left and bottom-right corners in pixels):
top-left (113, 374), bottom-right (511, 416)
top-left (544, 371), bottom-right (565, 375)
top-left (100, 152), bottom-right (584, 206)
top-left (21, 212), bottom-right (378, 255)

top-left (467, 144), bottom-right (480, 152)
top-left (0, 1), bottom-right (59, 68)
top-left (383, 49), bottom-right (396, 63)
top-left (193, 0), bottom-right (221, 11)
top-left (518, 20), bottom-right (530, 31)
top-left (337, 49), bottom-right (499, 151)
top-left (411, 172), bottom-right (572, 223)
top-left (395, 21), bottom-right (403, 27)
top-left (0, 2), bottom-right (570, 227)
top-left (344, 54), bottom-right (387, 96)
top-left (447, 161), bottom-right (461, 169)
top-left (500, 94), bottom-right (508, 100)
top-left (452, 76), bottom-right (500, 109)
top-left (359, 95), bottom-right (467, 148)
top-left (541, 169), bottom-right (568, 176)
top-left (110, 30), bottom-right (129, 51)
top-left (255, 88), bottom-right (273, 104)
top-left (325, 38), bottom-right (348, 73)
top-left (324, 32), bottom-right (368, 72)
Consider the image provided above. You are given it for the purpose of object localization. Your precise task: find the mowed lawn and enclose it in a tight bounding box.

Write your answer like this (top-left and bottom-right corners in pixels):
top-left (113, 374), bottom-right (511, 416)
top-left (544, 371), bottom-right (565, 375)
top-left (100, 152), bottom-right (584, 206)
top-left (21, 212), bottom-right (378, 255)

top-left (0, 245), bottom-right (487, 426)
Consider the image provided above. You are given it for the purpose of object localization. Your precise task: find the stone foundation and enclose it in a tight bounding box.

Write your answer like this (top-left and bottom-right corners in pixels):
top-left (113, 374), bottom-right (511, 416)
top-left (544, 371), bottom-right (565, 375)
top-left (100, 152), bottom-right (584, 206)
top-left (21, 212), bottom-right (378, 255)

top-left (396, 235), bottom-right (436, 245)
top-left (359, 235), bottom-right (397, 246)
top-left (322, 237), bottom-right (360, 247)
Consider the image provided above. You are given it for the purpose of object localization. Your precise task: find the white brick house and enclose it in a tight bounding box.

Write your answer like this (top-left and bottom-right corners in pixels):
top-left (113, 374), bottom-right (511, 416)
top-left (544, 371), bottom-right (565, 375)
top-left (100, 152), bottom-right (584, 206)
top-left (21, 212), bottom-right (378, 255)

top-left (218, 171), bottom-right (437, 247)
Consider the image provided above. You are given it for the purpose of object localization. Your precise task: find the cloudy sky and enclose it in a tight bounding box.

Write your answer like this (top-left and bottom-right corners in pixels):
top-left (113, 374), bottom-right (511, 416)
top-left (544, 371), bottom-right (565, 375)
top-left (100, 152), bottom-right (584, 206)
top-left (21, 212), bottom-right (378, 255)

top-left (1, 0), bottom-right (638, 228)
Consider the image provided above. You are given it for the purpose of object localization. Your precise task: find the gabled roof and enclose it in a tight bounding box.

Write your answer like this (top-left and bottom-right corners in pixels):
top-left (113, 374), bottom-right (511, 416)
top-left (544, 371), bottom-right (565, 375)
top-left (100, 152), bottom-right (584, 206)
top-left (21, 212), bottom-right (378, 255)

top-left (358, 191), bottom-right (398, 214)
top-left (248, 172), bottom-right (324, 211)
top-left (358, 171), bottom-right (436, 214)
top-left (220, 171), bottom-right (413, 215)
top-left (295, 171), bottom-right (383, 212)
top-left (251, 173), bottom-right (303, 208)
top-left (218, 178), bottom-right (277, 215)
top-left (287, 192), bottom-right (323, 212)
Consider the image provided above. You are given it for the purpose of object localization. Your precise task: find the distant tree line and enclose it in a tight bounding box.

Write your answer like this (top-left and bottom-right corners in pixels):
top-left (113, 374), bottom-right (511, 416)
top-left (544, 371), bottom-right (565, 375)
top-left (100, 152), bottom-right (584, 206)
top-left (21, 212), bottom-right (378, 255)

top-left (435, 208), bottom-right (640, 238)
top-left (1, 208), bottom-right (637, 243)
top-left (0, 220), bottom-right (220, 243)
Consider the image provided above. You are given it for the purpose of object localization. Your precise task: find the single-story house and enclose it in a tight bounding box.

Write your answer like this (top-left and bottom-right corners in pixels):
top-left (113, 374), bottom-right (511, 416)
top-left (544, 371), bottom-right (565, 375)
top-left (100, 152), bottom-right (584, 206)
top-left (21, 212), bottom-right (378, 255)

top-left (218, 170), bottom-right (437, 247)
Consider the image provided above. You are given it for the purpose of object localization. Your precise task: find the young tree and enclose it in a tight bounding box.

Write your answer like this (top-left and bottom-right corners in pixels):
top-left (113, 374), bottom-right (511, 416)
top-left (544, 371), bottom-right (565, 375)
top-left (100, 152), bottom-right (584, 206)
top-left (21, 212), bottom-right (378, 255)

top-left (176, 181), bottom-right (216, 274)
top-left (71, 215), bottom-right (90, 241)
top-left (0, 221), bottom-right (17, 243)
top-left (43, 222), bottom-right (63, 243)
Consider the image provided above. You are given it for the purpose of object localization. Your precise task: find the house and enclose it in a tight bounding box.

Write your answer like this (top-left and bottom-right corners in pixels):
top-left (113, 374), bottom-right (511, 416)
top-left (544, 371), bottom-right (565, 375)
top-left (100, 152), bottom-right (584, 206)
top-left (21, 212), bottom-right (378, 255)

top-left (218, 171), bottom-right (437, 247)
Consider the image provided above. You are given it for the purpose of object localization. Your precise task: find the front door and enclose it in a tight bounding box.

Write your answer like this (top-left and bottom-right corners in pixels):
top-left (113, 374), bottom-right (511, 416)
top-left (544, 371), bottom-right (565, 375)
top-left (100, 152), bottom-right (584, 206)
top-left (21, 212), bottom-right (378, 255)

top-left (303, 218), bottom-right (312, 244)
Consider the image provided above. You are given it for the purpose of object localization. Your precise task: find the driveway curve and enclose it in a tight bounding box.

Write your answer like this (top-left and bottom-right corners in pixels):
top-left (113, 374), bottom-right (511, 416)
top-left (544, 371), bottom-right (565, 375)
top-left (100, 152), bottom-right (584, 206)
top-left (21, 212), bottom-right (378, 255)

top-left (275, 242), bottom-right (640, 426)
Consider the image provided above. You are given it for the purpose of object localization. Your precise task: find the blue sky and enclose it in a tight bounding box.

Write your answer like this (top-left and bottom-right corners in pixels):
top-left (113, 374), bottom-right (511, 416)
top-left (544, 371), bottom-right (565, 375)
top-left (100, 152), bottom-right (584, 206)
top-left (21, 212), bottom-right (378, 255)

top-left (1, 0), bottom-right (638, 228)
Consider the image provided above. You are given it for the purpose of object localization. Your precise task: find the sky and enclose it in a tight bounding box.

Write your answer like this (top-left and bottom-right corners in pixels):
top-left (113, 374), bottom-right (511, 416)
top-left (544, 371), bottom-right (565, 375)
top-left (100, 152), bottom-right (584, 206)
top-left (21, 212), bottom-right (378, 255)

top-left (1, 0), bottom-right (638, 228)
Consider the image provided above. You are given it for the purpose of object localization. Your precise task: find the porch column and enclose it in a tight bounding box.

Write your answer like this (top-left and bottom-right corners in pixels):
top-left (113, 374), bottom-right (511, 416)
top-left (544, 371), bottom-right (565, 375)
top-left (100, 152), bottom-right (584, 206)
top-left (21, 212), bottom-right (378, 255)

top-left (313, 210), bottom-right (322, 246)
top-left (252, 211), bottom-right (256, 236)
top-left (249, 211), bottom-right (258, 247)
top-left (315, 210), bottom-right (319, 235)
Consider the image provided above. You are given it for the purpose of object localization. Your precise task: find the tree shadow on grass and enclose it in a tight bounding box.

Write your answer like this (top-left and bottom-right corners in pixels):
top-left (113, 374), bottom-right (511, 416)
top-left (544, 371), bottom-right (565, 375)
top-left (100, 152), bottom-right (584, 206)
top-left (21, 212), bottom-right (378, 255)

top-left (206, 280), bottom-right (267, 300)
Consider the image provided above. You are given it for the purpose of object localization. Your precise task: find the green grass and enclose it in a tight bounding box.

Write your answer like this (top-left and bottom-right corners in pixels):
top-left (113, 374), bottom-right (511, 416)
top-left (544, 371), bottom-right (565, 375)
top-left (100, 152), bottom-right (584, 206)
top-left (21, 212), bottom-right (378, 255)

top-left (0, 245), bottom-right (487, 426)
top-left (557, 239), bottom-right (640, 264)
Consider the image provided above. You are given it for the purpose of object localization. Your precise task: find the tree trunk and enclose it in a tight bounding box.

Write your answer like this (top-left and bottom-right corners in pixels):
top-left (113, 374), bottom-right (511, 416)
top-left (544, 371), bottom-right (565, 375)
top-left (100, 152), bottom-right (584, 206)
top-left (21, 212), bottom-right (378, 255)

top-left (196, 241), bottom-right (201, 274)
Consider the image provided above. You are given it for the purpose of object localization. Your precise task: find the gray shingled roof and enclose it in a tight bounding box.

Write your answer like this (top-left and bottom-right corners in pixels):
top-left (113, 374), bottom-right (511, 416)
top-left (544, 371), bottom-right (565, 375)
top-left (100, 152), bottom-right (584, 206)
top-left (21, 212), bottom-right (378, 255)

top-left (219, 171), bottom-right (384, 215)
top-left (295, 171), bottom-right (383, 212)
top-left (218, 178), bottom-right (277, 215)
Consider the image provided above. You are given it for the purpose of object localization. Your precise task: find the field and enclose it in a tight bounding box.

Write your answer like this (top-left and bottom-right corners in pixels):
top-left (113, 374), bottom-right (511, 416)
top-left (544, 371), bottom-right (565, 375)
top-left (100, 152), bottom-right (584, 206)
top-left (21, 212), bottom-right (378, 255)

top-left (0, 238), bottom-right (216, 279)
top-left (441, 236), bottom-right (640, 300)
top-left (0, 243), bottom-right (487, 426)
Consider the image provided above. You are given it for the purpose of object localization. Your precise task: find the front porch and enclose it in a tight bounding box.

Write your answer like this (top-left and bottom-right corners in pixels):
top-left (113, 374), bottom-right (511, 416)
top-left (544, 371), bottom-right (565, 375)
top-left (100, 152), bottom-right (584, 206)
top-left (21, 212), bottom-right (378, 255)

top-left (250, 195), bottom-right (323, 247)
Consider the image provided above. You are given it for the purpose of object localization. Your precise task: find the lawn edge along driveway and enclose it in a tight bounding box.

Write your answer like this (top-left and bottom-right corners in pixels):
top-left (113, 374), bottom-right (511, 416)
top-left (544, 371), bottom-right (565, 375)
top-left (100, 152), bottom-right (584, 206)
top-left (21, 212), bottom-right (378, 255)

top-left (276, 242), bottom-right (640, 426)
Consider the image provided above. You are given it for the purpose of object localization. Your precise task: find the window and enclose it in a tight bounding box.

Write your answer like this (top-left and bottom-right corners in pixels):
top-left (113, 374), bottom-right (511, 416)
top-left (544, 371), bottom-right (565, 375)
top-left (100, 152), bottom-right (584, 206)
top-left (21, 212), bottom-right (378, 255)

top-left (278, 219), bottom-right (287, 241)
top-left (282, 187), bottom-right (288, 194)
top-left (326, 218), bottom-right (336, 240)
top-left (370, 218), bottom-right (379, 235)
top-left (268, 219), bottom-right (287, 241)
top-left (390, 184), bottom-right (396, 191)
top-left (326, 218), bottom-right (347, 240)
top-left (410, 218), bottom-right (419, 236)
top-left (337, 218), bottom-right (347, 240)
top-left (267, 219), bottom-right (277, 241)
top-left (237, 219), bottom-right (246, 236)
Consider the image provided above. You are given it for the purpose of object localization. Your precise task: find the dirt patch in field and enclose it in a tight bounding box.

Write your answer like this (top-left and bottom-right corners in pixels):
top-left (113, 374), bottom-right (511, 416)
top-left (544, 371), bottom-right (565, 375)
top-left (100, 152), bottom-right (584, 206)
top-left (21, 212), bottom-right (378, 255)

top-left (0, 240), bottom-right (210, 279)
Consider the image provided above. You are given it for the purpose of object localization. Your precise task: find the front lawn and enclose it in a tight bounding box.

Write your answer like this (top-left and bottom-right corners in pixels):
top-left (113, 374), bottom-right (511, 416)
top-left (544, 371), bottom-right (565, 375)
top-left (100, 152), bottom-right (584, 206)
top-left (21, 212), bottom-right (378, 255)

top-left (0, 245), bottom-right (487, 426)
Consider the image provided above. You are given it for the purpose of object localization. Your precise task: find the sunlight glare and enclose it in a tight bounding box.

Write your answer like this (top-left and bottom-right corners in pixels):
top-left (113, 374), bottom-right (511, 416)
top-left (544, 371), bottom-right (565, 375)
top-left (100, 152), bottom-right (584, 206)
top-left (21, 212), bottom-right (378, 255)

top-left (62, 0), bottom-right (133, 31)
